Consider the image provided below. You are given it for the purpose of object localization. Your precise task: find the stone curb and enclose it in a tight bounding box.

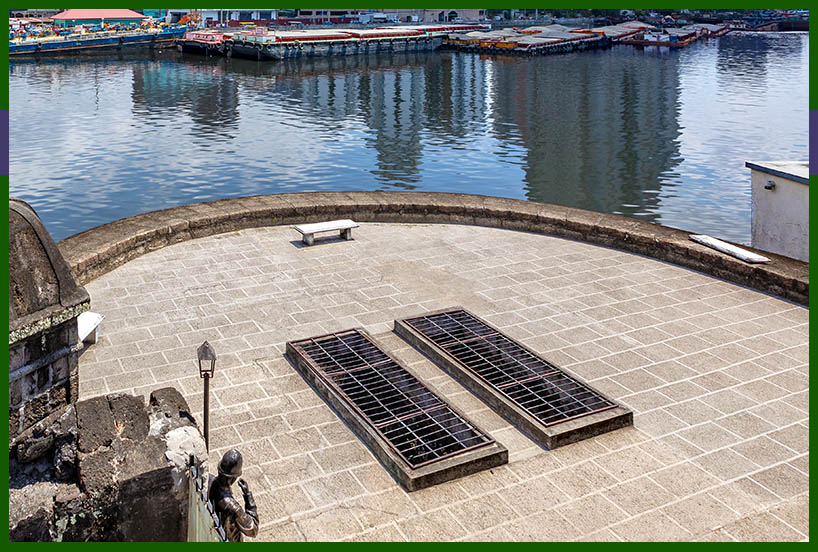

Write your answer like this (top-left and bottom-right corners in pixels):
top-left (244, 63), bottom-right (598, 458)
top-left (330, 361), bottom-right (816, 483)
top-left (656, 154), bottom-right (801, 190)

top-left (58, 192), bottom-right (808, 305)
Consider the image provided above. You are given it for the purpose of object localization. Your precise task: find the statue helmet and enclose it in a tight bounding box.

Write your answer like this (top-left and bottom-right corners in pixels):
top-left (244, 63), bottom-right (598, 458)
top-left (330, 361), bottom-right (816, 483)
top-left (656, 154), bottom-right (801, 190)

top-left (218, 449), bottom-right (243, 478)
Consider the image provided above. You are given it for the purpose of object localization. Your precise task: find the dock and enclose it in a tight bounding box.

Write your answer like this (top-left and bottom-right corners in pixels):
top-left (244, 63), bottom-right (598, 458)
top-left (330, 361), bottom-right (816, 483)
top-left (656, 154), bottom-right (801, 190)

top-left (9, 26), bottom-right (187, 55)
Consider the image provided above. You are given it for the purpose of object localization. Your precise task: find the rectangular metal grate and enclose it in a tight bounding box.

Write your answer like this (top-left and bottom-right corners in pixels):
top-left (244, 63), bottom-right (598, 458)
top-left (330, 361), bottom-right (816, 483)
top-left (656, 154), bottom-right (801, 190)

top-left (401, 309), bottom-right (620, 428)
top-left (287, 329), bottom-right (496, 469)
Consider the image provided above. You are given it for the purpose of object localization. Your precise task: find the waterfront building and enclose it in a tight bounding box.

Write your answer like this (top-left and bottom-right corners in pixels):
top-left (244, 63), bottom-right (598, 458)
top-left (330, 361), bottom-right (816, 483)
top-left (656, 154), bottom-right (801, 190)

top-left (294, 8), bottom-right (486, 23)
top-left (51, 9), bottom-right (149, 27)
top-left (166, 9), bottom-right (278, 26)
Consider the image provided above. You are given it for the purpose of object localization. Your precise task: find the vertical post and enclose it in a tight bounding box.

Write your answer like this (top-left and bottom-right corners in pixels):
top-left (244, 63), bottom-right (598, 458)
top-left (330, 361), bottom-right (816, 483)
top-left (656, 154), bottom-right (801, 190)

top-left (203, 375), bottom-right (210, 451)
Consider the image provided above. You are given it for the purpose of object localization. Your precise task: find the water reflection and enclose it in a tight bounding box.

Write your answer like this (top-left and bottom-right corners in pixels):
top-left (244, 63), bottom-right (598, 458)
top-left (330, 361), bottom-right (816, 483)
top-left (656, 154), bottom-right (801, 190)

top-left (489, 49), bottom-right (682, 221)
top-left (9, 33), bottom-right (808, 243)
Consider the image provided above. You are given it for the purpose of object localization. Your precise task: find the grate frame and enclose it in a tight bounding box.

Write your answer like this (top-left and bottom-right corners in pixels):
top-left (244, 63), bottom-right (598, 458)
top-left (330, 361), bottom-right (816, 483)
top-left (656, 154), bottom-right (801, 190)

top-left (286, 328), bottom-right (508, 491)
top-left (395, 307), bottom-right (633, 450)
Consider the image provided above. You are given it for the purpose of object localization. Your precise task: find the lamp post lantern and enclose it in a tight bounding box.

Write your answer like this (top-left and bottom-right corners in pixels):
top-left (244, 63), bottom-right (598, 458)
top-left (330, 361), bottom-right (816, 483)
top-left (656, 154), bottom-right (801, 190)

top-left (197, 341), bottom-right (217, 451)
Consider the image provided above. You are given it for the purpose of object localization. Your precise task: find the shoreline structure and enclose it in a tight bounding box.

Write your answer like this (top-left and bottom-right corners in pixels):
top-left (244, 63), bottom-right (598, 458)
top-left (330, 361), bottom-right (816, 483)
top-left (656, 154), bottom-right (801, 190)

top-left (57, 192), bottom-right (807, 306)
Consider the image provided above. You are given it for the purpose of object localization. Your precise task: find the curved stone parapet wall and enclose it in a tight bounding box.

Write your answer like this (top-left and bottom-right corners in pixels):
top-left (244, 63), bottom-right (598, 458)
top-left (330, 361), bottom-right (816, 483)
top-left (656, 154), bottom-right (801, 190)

top-left (58, 192), bottom-right (809, 305)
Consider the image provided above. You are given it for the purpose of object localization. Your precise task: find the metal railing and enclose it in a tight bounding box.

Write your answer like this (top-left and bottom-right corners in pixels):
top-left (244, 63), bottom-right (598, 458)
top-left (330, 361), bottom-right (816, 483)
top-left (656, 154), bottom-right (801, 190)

top-left (186, 457), bottom-right (227, 542)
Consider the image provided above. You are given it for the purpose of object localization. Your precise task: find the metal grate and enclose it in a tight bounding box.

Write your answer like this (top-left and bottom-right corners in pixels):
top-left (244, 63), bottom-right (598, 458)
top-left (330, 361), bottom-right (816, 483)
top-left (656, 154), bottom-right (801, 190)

top-left (403, 310), bottom-right (618, 427)
top-left (288, 329), bottom-right (494, 468)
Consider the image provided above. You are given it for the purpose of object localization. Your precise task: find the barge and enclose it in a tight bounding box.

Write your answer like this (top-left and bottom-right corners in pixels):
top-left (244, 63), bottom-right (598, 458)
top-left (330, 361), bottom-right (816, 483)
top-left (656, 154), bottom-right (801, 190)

top-left (9, 26), bottom-right (187, 55)
top-left (177, 24), bottom-right (490, 59)
top-left (621, 23), bottom-right (730, 49)
top-left (444, 24), bottom-right (620, 56)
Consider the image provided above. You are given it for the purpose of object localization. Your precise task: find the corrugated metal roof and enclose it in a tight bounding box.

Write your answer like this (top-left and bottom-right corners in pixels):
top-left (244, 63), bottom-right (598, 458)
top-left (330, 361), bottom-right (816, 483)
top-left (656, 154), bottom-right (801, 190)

top-left (52, 9), bottom-right (148, 21)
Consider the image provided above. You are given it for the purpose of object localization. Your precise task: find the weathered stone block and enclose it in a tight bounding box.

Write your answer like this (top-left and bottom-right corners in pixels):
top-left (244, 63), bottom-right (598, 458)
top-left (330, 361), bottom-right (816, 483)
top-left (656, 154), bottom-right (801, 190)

top-left (10, 407), bottom-right (21, 440)
top-left (10, 342), bottom-right (27, 372)
top-left (76, 396), bottom-right (115, 453)
top-left (78, 448), bottom-right (117, 497)
top-left (37, 365), bottom-right (50, 390)
top-left (23, 392), bottom-right (53, 430)
top-left (49, 379), bottom-right (70, 410)
top-left (149, 387), bottom-right (196, 431)
top-left (52, 356), bottom-right (70, 383)
top-left (9, 482), bottom-right (57, 541)
top-left (11, 377), bottom-right (24, 407)
top-left (108, 393), bottom-right (149, 441)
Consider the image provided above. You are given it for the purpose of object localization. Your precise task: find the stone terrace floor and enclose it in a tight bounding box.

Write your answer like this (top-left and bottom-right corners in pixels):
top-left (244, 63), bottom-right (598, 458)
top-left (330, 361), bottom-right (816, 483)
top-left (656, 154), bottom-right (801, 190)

top-left (76, 223), bottom-right (809, 542)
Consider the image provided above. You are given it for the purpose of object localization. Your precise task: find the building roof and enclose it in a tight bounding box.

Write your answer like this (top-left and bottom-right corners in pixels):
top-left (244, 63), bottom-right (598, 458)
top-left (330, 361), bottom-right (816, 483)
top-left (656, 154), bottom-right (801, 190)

top-left (52, 9), bottom-right (148, 21)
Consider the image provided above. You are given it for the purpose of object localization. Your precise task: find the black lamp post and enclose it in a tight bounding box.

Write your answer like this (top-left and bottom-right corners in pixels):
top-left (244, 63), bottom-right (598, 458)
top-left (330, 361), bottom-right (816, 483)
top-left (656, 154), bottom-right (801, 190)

top-left (197, 341), bottom-right (216, 451)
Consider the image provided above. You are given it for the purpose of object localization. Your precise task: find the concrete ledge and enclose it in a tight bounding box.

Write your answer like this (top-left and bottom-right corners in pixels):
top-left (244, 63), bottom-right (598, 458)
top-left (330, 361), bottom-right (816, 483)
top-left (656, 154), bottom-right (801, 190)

top-left (58, 192), bottom-right (809, 305)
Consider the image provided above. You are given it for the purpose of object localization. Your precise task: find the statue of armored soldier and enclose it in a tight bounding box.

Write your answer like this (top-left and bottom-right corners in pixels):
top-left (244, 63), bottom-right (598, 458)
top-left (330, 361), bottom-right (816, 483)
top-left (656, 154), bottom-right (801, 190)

top-left (208, 449), bottom-right (259, 542)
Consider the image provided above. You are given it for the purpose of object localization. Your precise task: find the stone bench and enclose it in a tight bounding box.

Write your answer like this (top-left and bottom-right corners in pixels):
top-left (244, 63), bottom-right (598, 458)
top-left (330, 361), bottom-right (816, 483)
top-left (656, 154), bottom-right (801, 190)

top-left (77, 311), bottom-right (104, 345)
top-left (294, 219), bottom-right (359, 246)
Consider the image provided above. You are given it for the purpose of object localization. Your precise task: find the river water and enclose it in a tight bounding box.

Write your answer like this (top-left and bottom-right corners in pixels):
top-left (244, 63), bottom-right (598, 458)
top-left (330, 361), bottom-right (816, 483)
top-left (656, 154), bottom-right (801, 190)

top-left (9, 32), bottom-right (809, 243)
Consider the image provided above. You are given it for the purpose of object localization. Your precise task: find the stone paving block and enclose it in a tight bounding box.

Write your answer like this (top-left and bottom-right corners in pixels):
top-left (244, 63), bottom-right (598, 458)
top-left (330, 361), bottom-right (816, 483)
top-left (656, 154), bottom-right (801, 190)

top-left (350, 463), bottom-right (398, 494)
top-left (550, 460), bottom-right (618, 499)
top-left (345, 523), bottom-right (406, 542)
top-left (272, 427), bottom-right (326, 459)
top-left (734, 380), bottom-right (790, 403)
top-left (284, 405), bottom-right (341, 430)
top-left (768, 494), bottom-right (809, 536)
top-left (262, 455), bottom-right (324, 489)
top-left (208, 405), bottom-right (254, 430)
top-left (207, 425), bottom-right (241, 450)
top-left (603, 476), bottom-right (676, 516)
top-left (748, 464), bottom-right (809, 500)
top-left (311, 442), bottom-right (374, 474)
top-left (214, 382), bottom-right (268, 407)
top-left (662, 492), bottom-right (739, 537)
top-left (234, 416), bottom-right (290, 442)
top-left (712, 478), bottom-right (781, 516)
top-left (643, 359), bottom-right (697, 383)
top-left (455, 465), bottom-right (520, 498)
top-left (448, 493), bottom-right (517, 533)
top-left (664, 400), bottom-right (723, 426)
top-left (767, 423), bottom-right (808, 454)
top-left (781, 389), bottom-right (808, 414)
top-left (505, 508), bottom-right (581, 541)
top-left (721, 511), bottom-right (804, 542)
top-left (619, 390), bottom-right (672, 413)
top-left (574, 528), bottom-right (621, 542)
top-left (678, 422), bottom-right (742, 452)
top-left (397, 509), bottom-right (468, 541)
top-left (560, 493), bottom-right (627, 534)
top-left (656, 381), bottom-right (708, 402)
top-left (731, 436), bottom-right (798, 468)
top-left (611, 510), bottom-right (692, 542)
top-left (227, 431), bottom-right (277, 466)
top-left (690, 370), bottom-right (740, 392)
top-left (345, 488), bottom-right (419, 531)
top-left (713, 411), bottom-right (776, 439)
top-left (408, 480), bottom-right (470, 513)
top-left (649, 461), bottom-right (720, 498)
top-left (698, 388), bottom-right (758, 415)
top-left (302, 471), bottom-right (367, 508)
top-left (765, 370), bottom-right (808, 394)
top-left (495, 475), bottom-right (569, 517)
top-left (296, 507), bottom-right (364, 541)
top-left (593, 446), bottom-right (664, 482)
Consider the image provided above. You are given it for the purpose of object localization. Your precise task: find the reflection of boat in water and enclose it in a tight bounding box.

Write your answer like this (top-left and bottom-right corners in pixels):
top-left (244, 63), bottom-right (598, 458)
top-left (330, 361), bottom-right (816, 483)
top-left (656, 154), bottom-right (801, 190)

top-left (9, 27), bottom-right (187, 55)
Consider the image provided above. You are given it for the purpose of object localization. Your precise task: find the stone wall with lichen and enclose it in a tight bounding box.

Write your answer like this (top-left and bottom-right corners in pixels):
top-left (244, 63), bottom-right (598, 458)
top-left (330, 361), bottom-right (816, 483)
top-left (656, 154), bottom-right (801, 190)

top-left (9, 387), bottom-right (207, 542)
